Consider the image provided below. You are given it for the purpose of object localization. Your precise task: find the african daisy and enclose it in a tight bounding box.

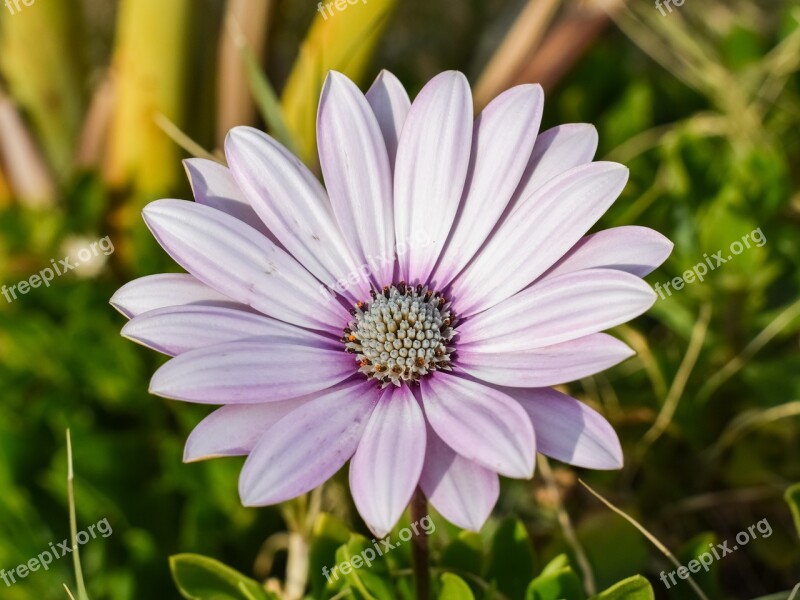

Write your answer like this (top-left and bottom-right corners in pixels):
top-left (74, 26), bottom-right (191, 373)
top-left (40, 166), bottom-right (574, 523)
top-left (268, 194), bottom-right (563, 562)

top-left (111, 69), bottom-right (672, 537)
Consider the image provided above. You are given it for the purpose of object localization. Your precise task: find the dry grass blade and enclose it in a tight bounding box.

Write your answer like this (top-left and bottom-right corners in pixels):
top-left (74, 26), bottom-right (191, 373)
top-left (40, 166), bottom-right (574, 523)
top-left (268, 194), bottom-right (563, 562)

top-left (217, 0), bottom-right (274, 146)
top-left (638, 303), bottom-right (712, 455)
top-left (709, 401), bottom-right (800, 459)
top-left (473, 0), bottom-right (562, 111)
top-left (154, 113), bottom-right (223, 163)
top-left (580, 479), bottom-right (710, 600)
top-left (66, 430), bottom-right (90, 600)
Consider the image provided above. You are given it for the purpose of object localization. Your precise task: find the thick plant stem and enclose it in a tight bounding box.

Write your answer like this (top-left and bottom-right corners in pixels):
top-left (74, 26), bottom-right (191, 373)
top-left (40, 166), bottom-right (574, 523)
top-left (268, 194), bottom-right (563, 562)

top-left (410, 488), bottom-right (430, 600)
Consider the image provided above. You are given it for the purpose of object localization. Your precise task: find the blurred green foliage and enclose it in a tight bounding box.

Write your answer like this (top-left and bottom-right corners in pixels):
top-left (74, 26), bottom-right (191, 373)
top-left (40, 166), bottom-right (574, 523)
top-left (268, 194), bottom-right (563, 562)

top-left (0, 0), bottom-right (799, 598)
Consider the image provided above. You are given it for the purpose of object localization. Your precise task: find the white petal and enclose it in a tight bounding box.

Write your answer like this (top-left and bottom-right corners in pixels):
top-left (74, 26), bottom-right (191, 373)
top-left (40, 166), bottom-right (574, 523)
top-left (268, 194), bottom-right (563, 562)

top-left (450, 162), bottom-right (629, 316)
top-left (239, 379), bottom-right (379, 505)
top-left (394, 71), bottom-right (473, 284)
top-left (143, 199), bottom-right (349, 333)
top-left (350, 386), bottom-right (426, 537)
top-left (318, 71), bottom-right (395, 286)
top-left (433, 84), bottom-right (544, 287)
top-left (366, 70), bottom-right (411, 172)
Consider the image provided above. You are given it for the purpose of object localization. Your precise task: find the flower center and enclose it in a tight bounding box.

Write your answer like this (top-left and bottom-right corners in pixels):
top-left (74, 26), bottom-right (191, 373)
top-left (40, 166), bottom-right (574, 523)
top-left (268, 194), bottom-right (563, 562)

top-left (343, 283), bottom-right (456, 387)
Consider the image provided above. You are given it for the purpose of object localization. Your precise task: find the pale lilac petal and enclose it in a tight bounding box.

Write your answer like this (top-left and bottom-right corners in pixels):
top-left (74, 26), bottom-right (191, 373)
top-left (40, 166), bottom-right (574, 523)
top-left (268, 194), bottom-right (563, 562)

top-left (183, 397), bottom-right (313, 462)
top-left (458, 269), bottom-right (656, 352)
top-left (456, 334), bottom-right (635, 388)
top-left (350, 386), bottom-right (426, 537)
top-left (419, 424), bottom-right (499, 531)
top-left (510, 123), bottom-right (598, 207)
top-left (451, 162), bottom-right (629, 316)
top-left (183, 158), bottom-right (279, 244)
top-left (239, 379), bottom-right (379, 506)
top-left (539, 226), bottom-right (674, 281)
top-left (149, 338), bottom-right (355, 404)
top-left (122, 305), bottom-right (338, 356)
top-left (225, 126), bottom-right (367, 300)
top-left (365, 70), bottom-right (411, 171)
top-left (394, 71), bottom-right (472, 284)
top-left (110, 273), bottom-right (247, 319)
top-left (433, 84), bottom-right (544, 287)
top-left (498, 386), bottom-right (623, 469)
top-left (318, 71), bottom-right (395, 286)
top-left (421, 374), bottom-right (535, 478)
top-left (142, 199), bottom-right (349, 334)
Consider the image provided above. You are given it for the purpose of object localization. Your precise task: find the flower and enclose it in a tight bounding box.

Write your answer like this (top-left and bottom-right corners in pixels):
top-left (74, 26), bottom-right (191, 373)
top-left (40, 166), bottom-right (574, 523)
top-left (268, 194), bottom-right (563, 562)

top-left (111, 69), bottom-right (672, 538)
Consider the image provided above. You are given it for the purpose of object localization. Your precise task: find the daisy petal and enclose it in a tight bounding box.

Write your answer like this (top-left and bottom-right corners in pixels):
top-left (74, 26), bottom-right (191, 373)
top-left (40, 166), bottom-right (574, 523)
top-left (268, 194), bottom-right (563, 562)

top-left (149, 338), bottom-right (355, 404)
top-left (540, 226), bottom-right (674, 280)
top-left (350, 386), bottom-right (426, 538)
top-left (183, 158), bottom-right (279, 243)
top-left (122, 305), bottom-right (338, 356)
top-left (240, 379), bottom-right (379, 506)
top-left (183, 397), bottom-right (313, 462)
top-left (110, 273), bottom-right (246, 319)
top-left (142, 199), bottom-right (349, 333)
top-left (451, 162), bottom-right (629, 316)
top-left (421, 374), bottom-right (535, 478)
top-left (458, 269), bottom-right (656, 352)
top-left (499, 386), bottom-right (623, 469)
top-left (394, 71), bottom-right (473, 284)
top-left (419, 424), bottom-right (499, 531)
top-left (318, 71), bottom-right (395, 286)
top-left (366, 70), bottom-right (411, 172)
top-left (225, 126), bottom-right (367, 300)
top-left (433, 84), bottom-right (544, 287)
top-left (511, 123), bottom-right (598, 206)
top-left (456, 333), bottom-right (635, 388)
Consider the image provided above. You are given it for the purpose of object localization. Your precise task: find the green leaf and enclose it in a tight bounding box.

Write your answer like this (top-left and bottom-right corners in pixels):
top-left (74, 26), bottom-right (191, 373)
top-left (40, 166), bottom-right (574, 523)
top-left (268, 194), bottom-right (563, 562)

top-left (591, 575), bottom-right (654, 600)
top-left (785, 483), bottom-right (800, 539)
top-left (485, 518), bottom-right (537, 600)
top-left (169, 553), bottom-right (273, 600)
top-left (526, 565), bottom-right (584, 600)
top-left (309, 512), bottom-right (352, 595)
top-left (673, 533), bottom-right (719, 600)
top-left (438, 573), bottom-right (475, 600)
top-left (539, 554), bottom-right (570, 577)
top-left (440, 531), bottom-right (483, 575)
top-left (332, 534), bottom-right (394, 600)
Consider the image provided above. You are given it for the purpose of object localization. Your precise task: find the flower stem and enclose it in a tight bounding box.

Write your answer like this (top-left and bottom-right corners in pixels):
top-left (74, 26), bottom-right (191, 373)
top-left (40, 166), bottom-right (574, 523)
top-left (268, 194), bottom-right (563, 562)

top-left (410, 487), bottom-right (430, 600)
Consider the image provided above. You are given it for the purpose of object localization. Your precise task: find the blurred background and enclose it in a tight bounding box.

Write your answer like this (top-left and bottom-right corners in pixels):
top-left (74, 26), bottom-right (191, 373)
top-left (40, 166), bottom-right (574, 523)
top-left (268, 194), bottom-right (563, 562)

top-left (1, 0), bottom-right (799, 598)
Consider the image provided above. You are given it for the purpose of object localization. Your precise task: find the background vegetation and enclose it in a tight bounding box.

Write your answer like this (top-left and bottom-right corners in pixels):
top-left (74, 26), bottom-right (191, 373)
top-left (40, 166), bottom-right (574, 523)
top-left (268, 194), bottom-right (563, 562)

top-left (0, 0), bottom-right (798, 598)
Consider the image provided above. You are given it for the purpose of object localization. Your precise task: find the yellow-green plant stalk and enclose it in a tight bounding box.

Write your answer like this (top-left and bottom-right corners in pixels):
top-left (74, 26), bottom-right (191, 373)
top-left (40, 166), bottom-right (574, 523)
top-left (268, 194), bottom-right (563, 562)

top-left (104, 0), bottom-right (192, 196)
top-left (0, 0), bottom-right (87, 178)
top-left (280, 0), bottom-right (398, 165)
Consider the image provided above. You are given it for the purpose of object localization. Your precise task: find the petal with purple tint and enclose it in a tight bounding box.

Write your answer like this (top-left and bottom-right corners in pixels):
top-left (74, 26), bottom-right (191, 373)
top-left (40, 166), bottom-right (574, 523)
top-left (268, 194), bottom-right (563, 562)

top-left (456, 333), bottom-right (635, 388)
top-left (183, 158), bottom-right (279, 244)
top-left (142, 199), bottom-right (349, 333)
top-left (109, 273), bottom-right (246, 319)
top-left (433, 84), bottom-right (544, 287)
top-left (149, 338), bottom-right (355, 404)
top-left (421, 374), bottom-right (535, 478)
top-left (510, 123), bottom-right (598, 208)
top-left (419, 424), bottom-right (499, 531)
top-left (366, 70), bottom-right (411, 172)
top-left (239, 379), bottom-right (379, 506)
top-left (539, 226), bottom-right (674, 281)
top-left (350, 385), bottom-right (426, 538)
top-left (122, 305), bottom-right (338, 356)
top-left (458, 269), bottom-right (656, 352)
top-left (498, 386), bottom-right (623, 469)
top-left (183, 397), bottom-right (313, 462)
top-left (318, 71), bottom-right (395, 286)
top-left (225, 126), bottom-right (367, 300)
top-left (450, 162), bottom-right (629, 316)
top-left (394, 71), bottom-right (473, 284)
